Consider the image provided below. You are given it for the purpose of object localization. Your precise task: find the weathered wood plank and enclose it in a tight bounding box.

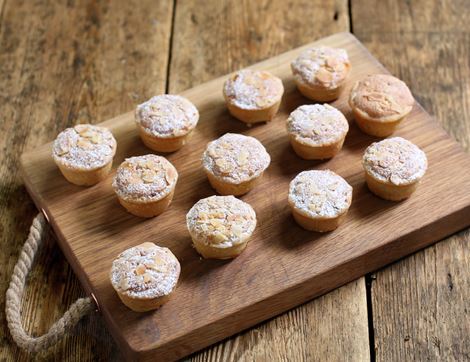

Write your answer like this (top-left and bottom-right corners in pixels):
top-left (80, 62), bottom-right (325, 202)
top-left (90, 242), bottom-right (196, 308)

top-left (352, 1), bottom-right (470, 360)
top-left (168, 1), bottom-right (369, 360)
top-left (188, 279), bottom-right (369, 362)
top-left (0, 0), bottom-right (173, 360)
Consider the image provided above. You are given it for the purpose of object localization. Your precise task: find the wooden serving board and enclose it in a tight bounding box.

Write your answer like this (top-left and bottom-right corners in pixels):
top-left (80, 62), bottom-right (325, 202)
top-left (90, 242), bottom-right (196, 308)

top-left (20, 32), bottom-right (470, 361)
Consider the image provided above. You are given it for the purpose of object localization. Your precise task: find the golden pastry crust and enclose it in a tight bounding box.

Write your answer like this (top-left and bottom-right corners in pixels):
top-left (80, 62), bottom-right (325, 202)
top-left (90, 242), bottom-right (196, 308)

top-left (53, 124), bottom-right (117, 170)
top-left (186, 195), bottom-right (256, 259)
top-left (202, 133), bottom-right (270, 195)
top-left (135, 95), bottom-right (199, 152)
top-left (287, 104), bottom-right (348, 159)
top-left (291, 46), bottom-right (350, 101)
top-left (135, 95), bottom-right (199, 138)
top-left (288, 170), bottom-right (352, 231)
top-left (223, 70), bottom-right (284, 123)
top-left (349, 74), bottom-right (414, 136)
top-left (224, 70), bottom-right (283, 110)
top-left (110, 242), bottom-right (180, 312)
top-left (112, 155), bottom-right (178, 217)
top-left (52, 124), bottom-right (117, 186)
top-left (362, 137), bottom-right (427, 200)
top-left (349, 74), bottom-right (414, 122)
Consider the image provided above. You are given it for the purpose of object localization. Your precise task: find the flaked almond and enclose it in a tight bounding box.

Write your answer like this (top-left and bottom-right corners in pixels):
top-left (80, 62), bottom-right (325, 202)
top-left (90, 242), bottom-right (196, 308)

top-left (74, 124), bottom-right (88, 133)
top-left (77, 138), bottom-right (93, 149)
top-left (90, 132), bottom-right (102, 144)
top-left (326, 57), bottom-right (339, 68)
top-left (80, 129), bottom-right (94, 138)
top-left (142, 170), bottom-right (156, 183)
top-left (137, 160), bottom-right (147, 168)
top-left (146, 160), bottom-right (157, 169)
top-left (135, 264), bottom-right (146, 275)
top-left (143, 273), bottom-right (152, 283)
top-left (316, 68), bottom-right (333, 83)
top-left (212, 232), bottom-right (228, 243)
top-left (165, 168), bottom-right (176, 184)
top-left (119, 278), bottom-right (129, 291)
top-left (231, 224), bottom-right (244, 237)
top-left (215, 158), bottom-right (233, 174)
top-left (57, 143), bottom-right (70, 156)
top-left (209, 219), bottom-right (224, 228)
top-left (308, 203), bottom-right (320, 212)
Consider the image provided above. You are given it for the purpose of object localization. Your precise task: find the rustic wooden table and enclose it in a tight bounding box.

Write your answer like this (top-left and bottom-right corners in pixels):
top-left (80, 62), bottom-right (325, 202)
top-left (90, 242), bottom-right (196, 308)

top-left (1, 0), bottom-right (468, 361)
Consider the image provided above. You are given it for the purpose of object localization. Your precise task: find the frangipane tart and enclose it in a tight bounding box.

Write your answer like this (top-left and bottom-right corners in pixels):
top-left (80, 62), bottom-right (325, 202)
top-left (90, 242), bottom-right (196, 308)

top-left (52, 124), bottom-right (117, 186)
top-left (186, 195), bottom-right (257, 259)
top-left (135, 94), bottom-right (199, 152)
top-left (223, 69), bottom-right (284, 124)
top-left (362, 137), bottom-right (427, 201)
top-left (112, 155), bottom-right (178, 218)
top-left (291, 46), bottom-right (351, 102)
top-left (288, 170), bottom-right (353, 232)
top-left (287, 104), bottom-right (349, 160)
top-left (202, 133), bottom-right (271, 196)
top-left (110, 242), bottom-right (180, 312)
top-left (349, 74), bottom-right (414, 137)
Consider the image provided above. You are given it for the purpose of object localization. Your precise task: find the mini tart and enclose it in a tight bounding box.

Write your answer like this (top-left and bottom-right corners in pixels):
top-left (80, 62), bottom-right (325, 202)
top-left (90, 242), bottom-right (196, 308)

top-left (202, 133), bottom-right (271, 196)
top-left (112, 155), bottom-right (178, 218)
top-left (362, 137), bottom-right (427, 201)
top-left (349, 74), bottom-right (414, 137)
top-left (291, 46), bottom-right (351, 102)
top-left (110, 242), bottom-right (180, 312)
top-left (186, 195), bottom-right (257, 259)
top-left (135, 94), bottom-right (199, 152)
top-left (288, 170), bottom-right (353, 232)
top-left (287, 104), bottom-right (349, 160)
top-left (223, 69), bottom-right (284, 124)
top-left (52, 124), bottom-right (117, 186)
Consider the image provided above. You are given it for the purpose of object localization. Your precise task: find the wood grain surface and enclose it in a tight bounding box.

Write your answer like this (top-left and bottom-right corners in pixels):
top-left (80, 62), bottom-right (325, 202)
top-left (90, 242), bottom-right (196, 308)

top-left (352, 1), bottom-right (470, 360)
top-left (0, 0), bottom-right (173, 360)
top-left (20, 32), bottom-right (470, 361)
top-left (170, 2), bottom-right (368, 361)
top-left (1, 1), bottom-right (469, 361)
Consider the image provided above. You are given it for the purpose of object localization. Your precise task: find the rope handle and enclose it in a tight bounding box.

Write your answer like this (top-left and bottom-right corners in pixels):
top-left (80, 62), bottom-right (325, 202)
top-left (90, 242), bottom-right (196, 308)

top-left (5, 213), bottom-right (95, 353)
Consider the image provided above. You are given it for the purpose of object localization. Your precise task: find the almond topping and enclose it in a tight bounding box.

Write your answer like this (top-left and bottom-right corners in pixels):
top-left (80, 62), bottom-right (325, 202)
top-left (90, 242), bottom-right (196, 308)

top-left (213, 232), bottom-right (228, 243)
top-left (57, 144), bottom-right (70, 156)
top-left (90, 132), bottom-right (102, 144)
top-left (316, 68), bottom-right (333, 83)
top-left (135, 264), bottom-right (146, 275)
top-left (119, 278), bottom-right (129, 291)
top-left (146, 160), bottom-right (157, 169)
top-left (77, 138), bottom-right (93, 149)
top-left (142, 170), bottom-right (156, 183)
top-left (231, 224), bottom-right (244, 237)
top-left (209, 219), bottom-right (224, 228)
top-left (74, 124), bottom-right (88, 133)
top-left (143, 273), bottom-right (152, 283)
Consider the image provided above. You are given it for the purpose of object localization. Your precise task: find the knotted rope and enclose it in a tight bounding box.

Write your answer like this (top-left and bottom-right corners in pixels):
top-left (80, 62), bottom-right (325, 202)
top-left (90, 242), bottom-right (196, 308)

top-left (5, 213), bottom-right (94, 353)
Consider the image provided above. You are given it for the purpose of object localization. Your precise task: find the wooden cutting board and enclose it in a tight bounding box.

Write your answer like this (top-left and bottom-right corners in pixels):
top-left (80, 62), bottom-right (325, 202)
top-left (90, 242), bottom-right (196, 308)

top-left (20, 32), bottom-right (470, 361)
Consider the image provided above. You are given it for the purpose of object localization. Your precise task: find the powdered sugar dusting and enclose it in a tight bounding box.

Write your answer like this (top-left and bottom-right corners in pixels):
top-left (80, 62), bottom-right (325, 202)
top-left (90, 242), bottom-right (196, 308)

top-left (223, 70), bottom-right (284, 110)
top-left (186, 195), bottom-right (256, 247)
top-left (349, 74), bottom-right (414, 120)
top-left (291, 47), bottom-right (350, 89)
top-left (135, 95), bottom-right (199, 138)
top-left (287, 104), bottom-right (349, 146)
top-left (112, 154), bottom-right (178, 202)
top-left (363, 137), bottom-right (427, 185)
top-left (202, 133), bottom-right (271, 184)
top-left (110, 242), bottom-right (180, 299)
top-left (288, 170), bottom-right (352, 218)
top-left (52, 124), bottom-right (116, 170)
